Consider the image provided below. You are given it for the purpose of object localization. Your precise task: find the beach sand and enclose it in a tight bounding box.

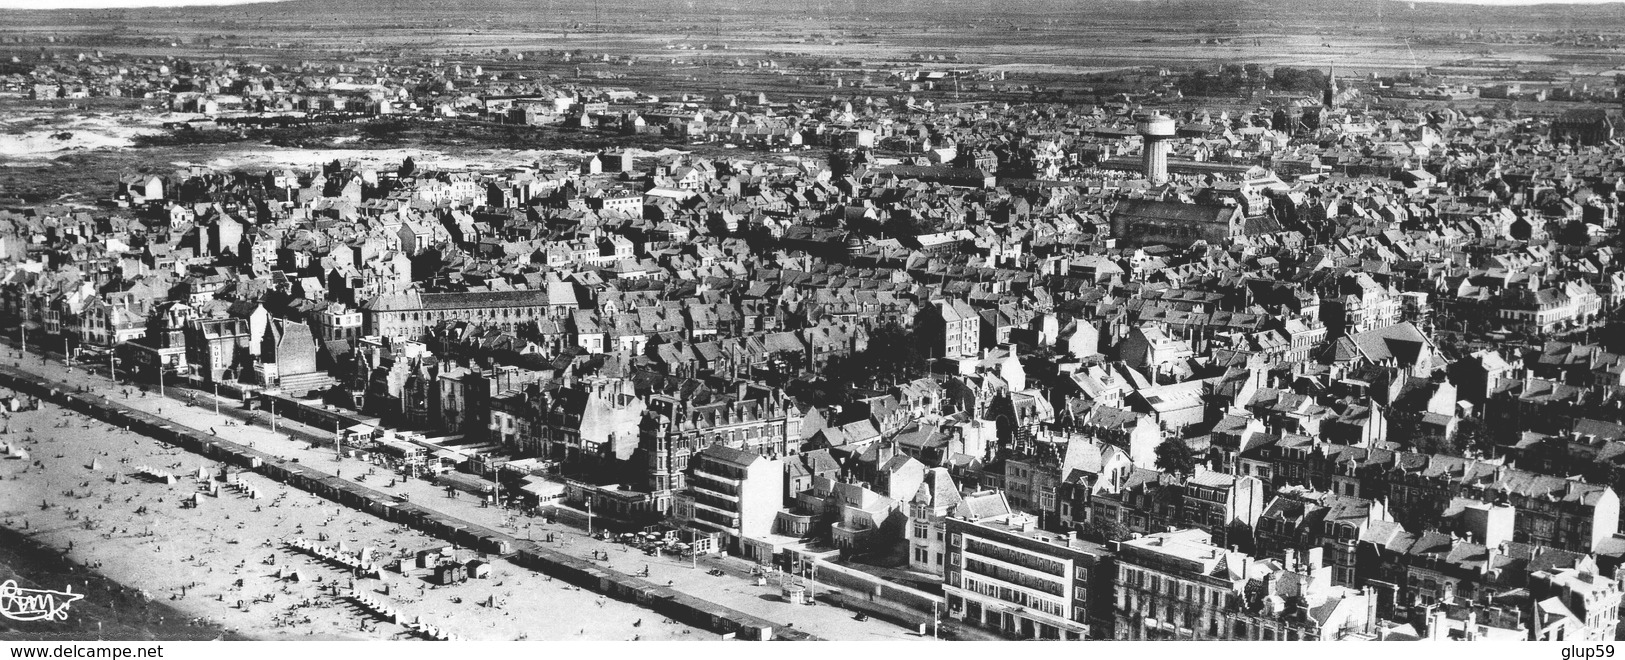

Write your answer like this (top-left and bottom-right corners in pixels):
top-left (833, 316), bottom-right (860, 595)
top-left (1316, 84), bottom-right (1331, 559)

top-left (0, 400), bottom-right (700, 641)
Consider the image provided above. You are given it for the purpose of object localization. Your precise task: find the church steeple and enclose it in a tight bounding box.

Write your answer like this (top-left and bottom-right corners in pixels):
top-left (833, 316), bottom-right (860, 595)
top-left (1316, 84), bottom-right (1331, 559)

top-left (1324, 66), bottom-right (1338, 108)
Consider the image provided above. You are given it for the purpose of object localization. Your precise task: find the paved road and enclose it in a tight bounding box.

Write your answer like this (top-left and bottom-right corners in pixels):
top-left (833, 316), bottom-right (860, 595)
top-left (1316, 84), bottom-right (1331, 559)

top-left (2, 339), bottom-right (931, 642)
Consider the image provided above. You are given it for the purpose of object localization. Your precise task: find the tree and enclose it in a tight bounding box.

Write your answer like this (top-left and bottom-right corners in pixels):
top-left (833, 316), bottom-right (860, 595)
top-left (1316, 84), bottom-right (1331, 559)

top-left (822, 322), bottom-right (927, 392)
top-left (1154, 438), bottom-right (1196, 479)
top-left (1556, 220), bottom-right (1593, 247)
top-left (1410, 432), bottom-right (1462, 457)
top-left (1079, 516), bottom-right (1132, 544)
top-left (883, 213), bottom-right (937, 239)
top-left (1270, 66), bottom-right (1325, 92)
top-left (1454, 417), bottom-right (1496, 456)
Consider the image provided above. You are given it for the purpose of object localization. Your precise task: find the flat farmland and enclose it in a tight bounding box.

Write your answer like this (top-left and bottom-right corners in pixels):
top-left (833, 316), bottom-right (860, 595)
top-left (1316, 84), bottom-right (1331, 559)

top-left (3, 0), bottom-right (1623, 78)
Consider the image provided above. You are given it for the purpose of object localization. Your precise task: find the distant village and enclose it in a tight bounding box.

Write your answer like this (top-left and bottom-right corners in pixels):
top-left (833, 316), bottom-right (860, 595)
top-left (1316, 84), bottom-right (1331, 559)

top-left (3, 48), bottom-right (1625, 642)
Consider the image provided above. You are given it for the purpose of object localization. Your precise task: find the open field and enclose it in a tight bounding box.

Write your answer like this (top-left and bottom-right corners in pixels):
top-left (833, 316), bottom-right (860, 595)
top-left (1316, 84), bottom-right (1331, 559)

top-left (3, 0), bottom-right (1622, 78)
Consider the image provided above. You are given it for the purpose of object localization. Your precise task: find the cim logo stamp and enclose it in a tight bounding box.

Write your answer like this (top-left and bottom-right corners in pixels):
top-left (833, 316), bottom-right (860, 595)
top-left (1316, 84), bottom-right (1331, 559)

top-left (0, 580), bottom-right (84, 622)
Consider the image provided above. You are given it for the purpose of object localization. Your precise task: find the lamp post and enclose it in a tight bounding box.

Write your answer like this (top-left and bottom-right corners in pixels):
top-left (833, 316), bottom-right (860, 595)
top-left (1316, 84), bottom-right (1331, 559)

top-left (212, 379), bottom-right (220, 416)
top-left (19, 295), bottom-right (28, 359)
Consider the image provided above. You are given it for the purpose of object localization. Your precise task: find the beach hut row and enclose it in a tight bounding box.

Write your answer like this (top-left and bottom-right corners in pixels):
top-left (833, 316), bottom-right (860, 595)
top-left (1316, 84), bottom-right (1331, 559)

top-left (134, 465), bottom-right (177, 484)
top-left (223, 480), bottom-right (262, 499)
top-left (405, 619), bottom-right (458, 641)
top-left (344, 588), bottom-right (407, 625)
top-left (286, 538), bottom-right (383, 577)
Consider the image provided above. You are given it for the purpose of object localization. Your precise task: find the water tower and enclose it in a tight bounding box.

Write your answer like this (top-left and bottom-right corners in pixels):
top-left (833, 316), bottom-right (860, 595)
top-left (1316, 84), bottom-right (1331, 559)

top-left (1137, 113), bottom-right (1176, 185)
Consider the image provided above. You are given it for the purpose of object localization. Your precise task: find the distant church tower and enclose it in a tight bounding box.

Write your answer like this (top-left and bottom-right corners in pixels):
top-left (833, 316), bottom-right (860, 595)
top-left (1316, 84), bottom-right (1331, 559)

top-left (1324, 67), bottom-right (1338, 108)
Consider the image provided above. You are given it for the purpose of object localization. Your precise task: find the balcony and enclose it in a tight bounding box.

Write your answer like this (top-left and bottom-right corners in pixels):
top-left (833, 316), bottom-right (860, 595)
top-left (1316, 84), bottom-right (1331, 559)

top-left (964, 563), bottom-right (1066, 600)
top-left (691, 467), bottom-right (742, 488)
top-left (773, 510), bottom-right (814, 538)
top-left (831, 521), bottom-right (878, 550)
top-left (965, 540), bottom-right (1067, 577)
top-left (690, 499), bottom-right (739, 521)
top-left (690, 481), bottom-right (740, 502)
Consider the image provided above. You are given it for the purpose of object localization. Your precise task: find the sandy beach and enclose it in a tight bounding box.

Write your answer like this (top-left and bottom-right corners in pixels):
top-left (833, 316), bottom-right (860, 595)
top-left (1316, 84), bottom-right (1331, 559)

top-left (0, 399), bottom-right (701, 641)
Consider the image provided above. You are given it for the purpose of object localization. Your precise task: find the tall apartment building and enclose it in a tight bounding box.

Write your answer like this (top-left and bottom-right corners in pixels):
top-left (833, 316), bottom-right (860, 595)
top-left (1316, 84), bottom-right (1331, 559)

top-left (670, 444), bottom-right (784, 556)
top-left (917, 299), bottom-right (981, 360)
top-left (943, 513), bottom-right (1114, 640)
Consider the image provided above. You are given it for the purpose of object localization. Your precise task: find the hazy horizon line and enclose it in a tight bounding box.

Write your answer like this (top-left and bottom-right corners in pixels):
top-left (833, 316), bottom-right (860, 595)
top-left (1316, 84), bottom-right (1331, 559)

top-left (1, 0), bottom-right (1623, 9)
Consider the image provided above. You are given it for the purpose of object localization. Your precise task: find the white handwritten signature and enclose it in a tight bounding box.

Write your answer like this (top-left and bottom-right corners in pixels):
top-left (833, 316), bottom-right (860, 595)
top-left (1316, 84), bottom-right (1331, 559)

top-left (0, 579), bottom-right (84, 622)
